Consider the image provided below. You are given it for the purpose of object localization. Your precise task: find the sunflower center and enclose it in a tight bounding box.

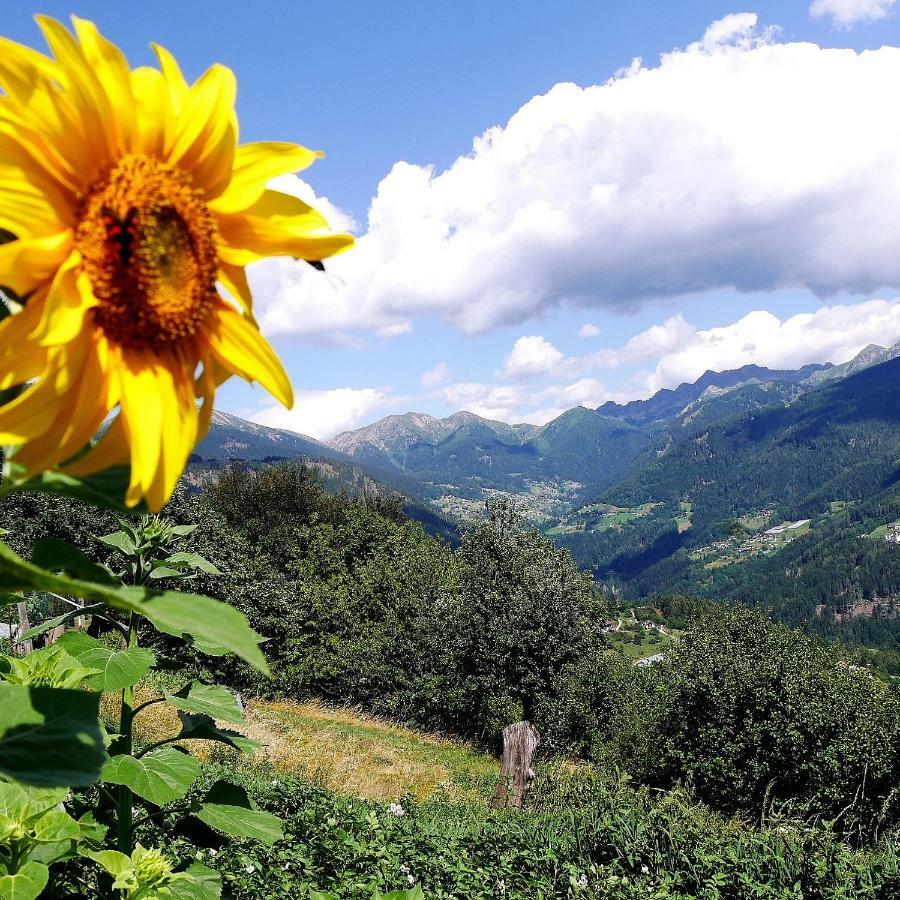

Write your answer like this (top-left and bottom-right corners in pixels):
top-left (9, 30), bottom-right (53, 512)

top-left (76, 154), bottom-right (219, 348)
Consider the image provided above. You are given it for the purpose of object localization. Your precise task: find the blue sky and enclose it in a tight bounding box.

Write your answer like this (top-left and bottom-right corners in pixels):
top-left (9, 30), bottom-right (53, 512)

top-left (8, 2), bottom-right (900, 437)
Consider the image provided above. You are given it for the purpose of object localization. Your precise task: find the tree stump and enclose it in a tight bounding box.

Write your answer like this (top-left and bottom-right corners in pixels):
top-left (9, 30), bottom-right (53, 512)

top-left (491, 721), bottom-right (540, 809)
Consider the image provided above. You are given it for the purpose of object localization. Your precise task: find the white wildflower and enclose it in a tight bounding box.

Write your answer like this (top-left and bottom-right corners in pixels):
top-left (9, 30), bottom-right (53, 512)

top-left (388, 802), bottom-right (405, 817)
top-left (245, 865), bottom-right (255, 874)
top-left (407, 875), bottom-right (415, 885)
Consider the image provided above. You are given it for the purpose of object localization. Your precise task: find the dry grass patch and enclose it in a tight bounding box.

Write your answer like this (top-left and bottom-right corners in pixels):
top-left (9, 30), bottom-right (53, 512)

top-left (110, 689), bottom-right (497, 803)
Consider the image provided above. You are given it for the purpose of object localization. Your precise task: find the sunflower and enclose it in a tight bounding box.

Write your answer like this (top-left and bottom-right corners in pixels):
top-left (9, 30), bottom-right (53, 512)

top-left (0, 16), bottom-right (353, 510)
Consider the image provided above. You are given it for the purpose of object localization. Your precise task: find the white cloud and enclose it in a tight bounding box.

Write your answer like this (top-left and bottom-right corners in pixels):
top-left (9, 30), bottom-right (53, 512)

top-left (810, 0), bottom-right (896, 28)
top-left (439, 376), bottom-right (609, 425)
top-left (421, 362), bottom-right (452, 388)
top-left (375, 322), bottom-right (413, 339)
top-left (702, 12), bottom-right (763, 48)
top-left (250, 20), bottom-right (900, 340)
top-left (578, 323), bottom-right (601, 338)
top-left (436, 298), bottom-right (900, 425)
top-left (249, 387), bottom-right (396, 441)
top-left (500, 335), bottom-right (566, 380)
top-left (643, 299), bottom-right (900, 391)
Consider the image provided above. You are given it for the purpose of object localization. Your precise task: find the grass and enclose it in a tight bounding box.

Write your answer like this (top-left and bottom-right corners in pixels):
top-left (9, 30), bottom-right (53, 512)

top-left (110, 689), bottom-right (498, 803)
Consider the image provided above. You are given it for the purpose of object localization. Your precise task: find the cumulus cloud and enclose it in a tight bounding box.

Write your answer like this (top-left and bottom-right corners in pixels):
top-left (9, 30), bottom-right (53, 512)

top-left (641, 299), bottom-right (900, 391)
top-left (421, 362), bottom-right (452, 388)
top-left (249, 387), bottom-right (396, 441)
top-left (249, 18), bottom-right (900, 341)
top-left (578, 323), bottom-right (601, 338)
top-left (810, 0), bottom-right (896, 28)
top-left (439, 377), bottom-right (610, 425)
top-left (436, 298), bottom-right (900, 426)
top-left (500, 335), bottom-right (566, 379)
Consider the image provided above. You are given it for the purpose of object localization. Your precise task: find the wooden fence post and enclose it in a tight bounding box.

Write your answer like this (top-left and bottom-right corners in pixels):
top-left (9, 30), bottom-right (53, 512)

top-left (491, 720), bottom-right (540, 810)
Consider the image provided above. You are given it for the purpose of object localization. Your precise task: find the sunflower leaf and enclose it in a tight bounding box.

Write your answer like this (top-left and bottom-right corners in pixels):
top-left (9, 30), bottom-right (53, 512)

top-left (1, 463), bottom-right (147, 515)
top-left (0, 860), bottom-right (50, 900)
top-left (100, 747), bottom-right (200, 806)
top-left (194, 781), bottom-right (282, 845)
top-left (0, 540), bottom-right (269, 674)
top-left (56, 632), bottom-right (155, 693)
top-left (0, 685), bottom-right (104, 787)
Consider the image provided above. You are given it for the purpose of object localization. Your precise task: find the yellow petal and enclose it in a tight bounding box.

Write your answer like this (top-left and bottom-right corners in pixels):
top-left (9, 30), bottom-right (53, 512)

top-left (165, 63), bottom-right (237, 198)
top-left (0, 231), bottom-right (72, 298)
top-left (217, 189), bottom-right (354, 264)
top-left (202, 300), bottom-right (293, 408)
top-left (0, 294), bottom-right (48, 389)
top-left (152, 43), bottom-right (189, 113)
top-left (210, 142), bottom-right (322, 215)
top-left (15, 331), bottom-right (114, 474)
top-left (130, 66), bottom-right (168, 158)
top-left (35, 16), bottom-right (116, 166)
top-left (116, 346), bottom-right (164, 507)
top-left (0, 336), bottom-right (90, 444)
top-left (30, 250), bottom-right (97, 347)
top-left (64, 413), bottom-right (130, 478)
top-left (71, 17), bottom-right (136, 155)
top-left (217, 262), bottom-right (255, 317)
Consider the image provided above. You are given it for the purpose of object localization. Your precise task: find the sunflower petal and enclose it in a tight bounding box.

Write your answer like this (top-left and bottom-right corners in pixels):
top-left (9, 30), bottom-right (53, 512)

top-left (166, 63), bottom-right (237, 198)
top-left (64, 413), bottom-right (130, 478)
top-left (71, 17), bottom-right (136, 154)
top-left (0, 337), bottom-right (89, 444)
top-left (15, 331), bottom-right (114, 473)
top-left (30, 251), bottom-right (97, 347)
top-left (0, 231), bottom-right (72, 297)
top-left (116, 346), bottom-right (164, 508)
top-left (202, 300), bottom-right (293, 408)
top-left (210, 142), bottom-right (322, 215)
top-left (217, 262), bottom-right (255, 316)
top-left (0, 295), bottom-right (49, 389)
top-left (217, 189), bottom-right (353, 263)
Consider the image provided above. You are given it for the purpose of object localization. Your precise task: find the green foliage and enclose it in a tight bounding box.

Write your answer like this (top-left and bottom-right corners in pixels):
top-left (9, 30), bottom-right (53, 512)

top-left (640, 606), bottom-right (900, 831)
top-left (0, 511), bottom-right (282, 897)
top-left (105, 762), bottom-right (900, 899)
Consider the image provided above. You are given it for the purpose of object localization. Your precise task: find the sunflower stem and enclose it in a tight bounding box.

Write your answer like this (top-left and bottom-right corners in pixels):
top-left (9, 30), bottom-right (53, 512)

top-left (116, 611), bottom-right (138, 854)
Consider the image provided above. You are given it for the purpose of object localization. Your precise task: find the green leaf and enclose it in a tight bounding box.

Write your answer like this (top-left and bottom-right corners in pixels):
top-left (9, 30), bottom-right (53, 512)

top-left (0, 593), bottom-right (21, 608)
top-left (167, 864), bottom-right (222, 900)
top-left (168, 525), bottom-right (200, 538)
top-left (195, 781), bottom-right (282, 845)
top-left (18, 604), bottom-right (105, 643)
top-left (100, 747), bottom-right (200, 806)
top-left (166, 683), bottom-right (243, 724)
top-left (1, 462), bottom-right (146, 515)
top-left (174, 712), bottom-right (260, 754)
top-left (163, 552), bottom-right (222, 575)
top-left (30, 538), bottom-right (115, 585)
top-left (0, 645), bottom-right (102, 690)
top-left (81, 848), bottom-right (133, 878)
top-left (0, 685), bottom-right (104, 786)
top-left (95, 530), bottom-right (138, 556)
top-left (0, 540), bottom-right (269, 674)
top-left (149, 566), bottom-right (185, 580)
top-left (0, 782), bottom-right (68, 835)
top-left (0, 861), bottom-right (49, 900)
top-left (30, 808), bottom-right (81, 843)
top-left (57, 632), bottom-right (155, 693)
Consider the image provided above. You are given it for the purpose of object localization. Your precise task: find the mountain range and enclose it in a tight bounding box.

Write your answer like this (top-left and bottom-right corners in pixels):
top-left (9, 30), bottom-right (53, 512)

top-left (196, 340), bottom-right (900, 639)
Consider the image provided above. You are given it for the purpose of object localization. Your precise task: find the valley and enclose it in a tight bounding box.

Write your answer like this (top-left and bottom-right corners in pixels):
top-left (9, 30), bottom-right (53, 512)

top-left (198, 340), bottom-right (900, 648)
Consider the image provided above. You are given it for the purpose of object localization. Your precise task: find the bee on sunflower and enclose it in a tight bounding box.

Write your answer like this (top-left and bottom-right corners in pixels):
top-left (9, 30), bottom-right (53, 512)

top-left (0, 16), bottom-right (353, 510)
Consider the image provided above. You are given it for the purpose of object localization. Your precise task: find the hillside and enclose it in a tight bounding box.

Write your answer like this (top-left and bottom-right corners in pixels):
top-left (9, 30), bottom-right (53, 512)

top-left (553, 357), bottom-right (900, 638)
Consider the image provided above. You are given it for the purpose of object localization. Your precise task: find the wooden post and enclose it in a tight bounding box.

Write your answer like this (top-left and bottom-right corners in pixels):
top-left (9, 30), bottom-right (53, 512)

top-left (15, 600), bottom-right (32, 655)
top-left (491, 721), bottom-right (540, 810)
